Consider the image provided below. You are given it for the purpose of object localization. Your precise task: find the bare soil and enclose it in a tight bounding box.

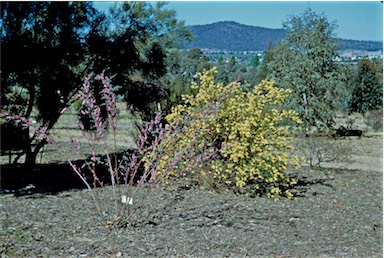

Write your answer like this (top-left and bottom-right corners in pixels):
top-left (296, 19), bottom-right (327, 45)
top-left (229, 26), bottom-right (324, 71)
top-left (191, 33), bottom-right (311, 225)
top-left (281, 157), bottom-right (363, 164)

top-left (0, 136), bottom-right (382, 257)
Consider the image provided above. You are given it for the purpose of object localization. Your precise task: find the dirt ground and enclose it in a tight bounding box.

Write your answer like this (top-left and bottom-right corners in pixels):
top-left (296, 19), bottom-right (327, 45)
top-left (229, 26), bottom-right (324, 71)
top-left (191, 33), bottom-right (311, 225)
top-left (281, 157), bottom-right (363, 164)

top-left (0, 136), bottom-right (382, 257)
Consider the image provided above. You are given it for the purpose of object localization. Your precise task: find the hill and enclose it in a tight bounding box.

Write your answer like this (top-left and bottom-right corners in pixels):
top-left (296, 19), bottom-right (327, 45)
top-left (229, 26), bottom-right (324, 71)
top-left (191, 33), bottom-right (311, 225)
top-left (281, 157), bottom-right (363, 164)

top-left (183, 21), bottom-right (383, 52)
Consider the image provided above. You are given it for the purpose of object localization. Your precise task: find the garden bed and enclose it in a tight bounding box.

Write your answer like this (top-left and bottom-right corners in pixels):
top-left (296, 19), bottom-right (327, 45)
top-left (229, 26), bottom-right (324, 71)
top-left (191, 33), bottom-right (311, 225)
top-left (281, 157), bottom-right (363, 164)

top-left (0, 136), bottom-right (382, 257)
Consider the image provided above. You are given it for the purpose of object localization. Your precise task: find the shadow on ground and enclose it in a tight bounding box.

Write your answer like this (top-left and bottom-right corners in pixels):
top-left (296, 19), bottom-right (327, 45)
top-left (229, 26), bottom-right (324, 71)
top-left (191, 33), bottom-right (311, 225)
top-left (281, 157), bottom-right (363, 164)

top-left (1, 150), bottom-right (138, 196)
top-left (1, 163), bottom-right (336, 201)
top-left (1, 161), bottom-right (87, 196)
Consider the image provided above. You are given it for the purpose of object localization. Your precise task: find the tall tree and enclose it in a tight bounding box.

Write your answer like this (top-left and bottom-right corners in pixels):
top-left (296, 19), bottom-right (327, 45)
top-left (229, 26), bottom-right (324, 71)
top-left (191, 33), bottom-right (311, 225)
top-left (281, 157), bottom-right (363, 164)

top-left (258, 9), bottom-right (348, 132)
top-left (251, 55), bottom-right (260, 69)
top-left (1, 1), bottom-right (191, 165)
top-left (1, 2), bottom-right (96, 165)
top-left (86, 2), bottom-right (192, 119)
top-left (350, 59), bottom-right (383, 113)
top-left (255, 42), bottom-right (274, 84)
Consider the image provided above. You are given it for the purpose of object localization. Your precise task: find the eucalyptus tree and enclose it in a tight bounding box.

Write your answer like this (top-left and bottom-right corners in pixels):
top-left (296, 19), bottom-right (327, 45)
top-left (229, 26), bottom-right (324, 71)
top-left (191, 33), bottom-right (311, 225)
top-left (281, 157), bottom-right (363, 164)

top-left (258, 9), bottom-right (349, 132)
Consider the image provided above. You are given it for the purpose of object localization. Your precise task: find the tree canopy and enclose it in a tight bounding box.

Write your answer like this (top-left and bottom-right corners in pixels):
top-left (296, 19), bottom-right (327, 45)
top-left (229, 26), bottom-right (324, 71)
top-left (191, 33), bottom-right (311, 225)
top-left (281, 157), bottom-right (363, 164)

top-left (257, 9), bottom-right (349, 132)
top-left (0, 1), bottom-right (192, 165)
top-left (350, 59), bottom-right (383, 113)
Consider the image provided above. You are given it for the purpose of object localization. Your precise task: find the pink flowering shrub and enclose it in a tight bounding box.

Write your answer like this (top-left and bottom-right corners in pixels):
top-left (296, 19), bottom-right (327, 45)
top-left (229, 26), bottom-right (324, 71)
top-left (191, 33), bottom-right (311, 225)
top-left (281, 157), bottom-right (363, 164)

top-left (68, 73), bottom-right (225, 218)
top-left (68, 74), bottom-right (168, 217)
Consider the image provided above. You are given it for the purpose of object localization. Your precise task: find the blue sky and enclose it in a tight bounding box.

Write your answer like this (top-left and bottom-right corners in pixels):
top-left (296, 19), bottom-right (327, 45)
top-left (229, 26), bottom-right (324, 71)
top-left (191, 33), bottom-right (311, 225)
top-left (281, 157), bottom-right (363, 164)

top-left (93, 1), bottom-right (383, 41)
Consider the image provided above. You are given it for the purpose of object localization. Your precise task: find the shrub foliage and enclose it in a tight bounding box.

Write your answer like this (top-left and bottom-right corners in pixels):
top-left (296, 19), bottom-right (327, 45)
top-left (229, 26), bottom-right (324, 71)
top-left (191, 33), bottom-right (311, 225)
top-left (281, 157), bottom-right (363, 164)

top-left (149, 68), bottom-right (302, 198)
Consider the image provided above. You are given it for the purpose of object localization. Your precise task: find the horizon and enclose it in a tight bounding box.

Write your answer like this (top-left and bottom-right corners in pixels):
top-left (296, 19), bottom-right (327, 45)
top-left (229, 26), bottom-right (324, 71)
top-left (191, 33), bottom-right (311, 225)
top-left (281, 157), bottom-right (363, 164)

top-left (94, 1), bottom-right (383, 42)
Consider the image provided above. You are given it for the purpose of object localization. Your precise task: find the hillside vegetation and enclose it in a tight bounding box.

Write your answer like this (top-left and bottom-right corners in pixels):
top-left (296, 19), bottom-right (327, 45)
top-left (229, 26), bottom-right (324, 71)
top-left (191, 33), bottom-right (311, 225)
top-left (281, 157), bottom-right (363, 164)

top-left (185, 21), bottom-right (383, 51)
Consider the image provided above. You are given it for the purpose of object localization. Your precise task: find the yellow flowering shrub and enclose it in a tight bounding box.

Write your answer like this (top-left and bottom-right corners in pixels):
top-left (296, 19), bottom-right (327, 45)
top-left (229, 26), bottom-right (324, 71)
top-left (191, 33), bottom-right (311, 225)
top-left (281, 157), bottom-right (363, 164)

top-left (151, 68), bottom-right (302, 198)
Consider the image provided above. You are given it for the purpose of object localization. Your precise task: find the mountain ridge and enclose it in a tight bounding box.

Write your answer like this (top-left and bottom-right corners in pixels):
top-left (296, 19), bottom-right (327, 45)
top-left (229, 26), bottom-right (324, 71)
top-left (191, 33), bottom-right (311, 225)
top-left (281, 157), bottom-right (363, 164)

top-left (183, 21), bottom-right (383, 52)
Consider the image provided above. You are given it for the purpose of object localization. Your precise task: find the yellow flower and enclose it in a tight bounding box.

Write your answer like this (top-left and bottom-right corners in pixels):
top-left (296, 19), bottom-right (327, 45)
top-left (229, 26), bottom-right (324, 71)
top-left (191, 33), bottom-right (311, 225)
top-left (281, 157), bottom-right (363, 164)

top-left (147, 68), bottom-right (302, 198)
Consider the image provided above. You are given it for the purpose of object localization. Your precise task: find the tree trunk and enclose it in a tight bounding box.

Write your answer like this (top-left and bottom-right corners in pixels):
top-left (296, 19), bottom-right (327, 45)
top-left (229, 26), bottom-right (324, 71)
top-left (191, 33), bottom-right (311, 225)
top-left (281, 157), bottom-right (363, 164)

top-left (25, 82), bottom-right (35, 118)
top-left (22, 117), bottom-right (57, 166)
top-left (25, 138), bottom-right (47, 166)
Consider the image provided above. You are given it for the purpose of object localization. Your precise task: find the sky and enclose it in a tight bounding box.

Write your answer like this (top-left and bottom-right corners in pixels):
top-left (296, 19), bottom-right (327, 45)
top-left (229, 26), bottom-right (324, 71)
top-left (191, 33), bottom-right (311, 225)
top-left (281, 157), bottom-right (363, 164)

top-left (93, 1), bottom-right (383, 42)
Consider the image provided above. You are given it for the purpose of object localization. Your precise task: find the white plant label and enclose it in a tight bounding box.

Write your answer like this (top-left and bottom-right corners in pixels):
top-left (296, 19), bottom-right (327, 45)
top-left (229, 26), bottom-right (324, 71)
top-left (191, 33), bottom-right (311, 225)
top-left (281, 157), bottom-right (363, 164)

top-left (121, 195), bottom-right (133, 205)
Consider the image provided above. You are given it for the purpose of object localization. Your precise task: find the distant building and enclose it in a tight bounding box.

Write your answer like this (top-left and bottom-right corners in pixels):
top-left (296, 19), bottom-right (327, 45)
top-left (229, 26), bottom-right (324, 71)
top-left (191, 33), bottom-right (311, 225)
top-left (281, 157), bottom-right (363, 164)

top-left (338, 49), bottom-right (383, 62)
